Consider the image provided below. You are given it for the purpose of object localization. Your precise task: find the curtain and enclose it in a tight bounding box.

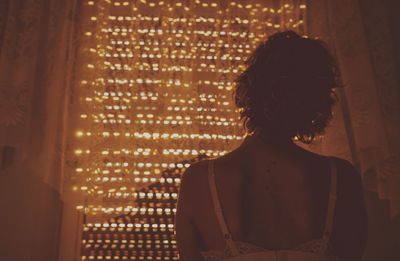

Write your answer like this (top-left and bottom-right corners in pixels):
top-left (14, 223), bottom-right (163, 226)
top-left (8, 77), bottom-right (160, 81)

top-left (0, 1), bottom-right (83, 260)
top-left (307, 2), bottom-right (400, 259)
top-left (306, 0), bottom-right (400, 219)
top-left (0, 0), bottom-right (79, 193)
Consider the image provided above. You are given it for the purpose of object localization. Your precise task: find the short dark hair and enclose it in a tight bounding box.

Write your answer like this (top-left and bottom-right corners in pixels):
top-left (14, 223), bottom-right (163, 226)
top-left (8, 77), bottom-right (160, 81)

top-left (233, 30), bottom-right (341, 144)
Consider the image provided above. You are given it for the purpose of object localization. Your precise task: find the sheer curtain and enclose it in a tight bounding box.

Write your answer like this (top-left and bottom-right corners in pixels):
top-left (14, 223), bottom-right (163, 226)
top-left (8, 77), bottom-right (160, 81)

top-left (0, 0), bottom-right (80, 260)
top-left (307, 0), bottom-right (400, 218)
top-left (0, 0), bottom-right (80, 194)
top-left (307, 1), bottom-right (400, 259)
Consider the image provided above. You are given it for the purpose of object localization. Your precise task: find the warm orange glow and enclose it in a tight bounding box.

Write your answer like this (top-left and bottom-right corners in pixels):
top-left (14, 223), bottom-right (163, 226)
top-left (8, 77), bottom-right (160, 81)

top-left (68, 0), bottom-right (307, 259)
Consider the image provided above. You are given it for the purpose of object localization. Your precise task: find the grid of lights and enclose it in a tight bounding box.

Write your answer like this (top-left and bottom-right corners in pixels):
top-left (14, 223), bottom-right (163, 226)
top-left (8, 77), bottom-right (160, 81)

top-left (81, 157), bottom-right (197, 260)
top-left (68, 0), bottom-right (306, 260)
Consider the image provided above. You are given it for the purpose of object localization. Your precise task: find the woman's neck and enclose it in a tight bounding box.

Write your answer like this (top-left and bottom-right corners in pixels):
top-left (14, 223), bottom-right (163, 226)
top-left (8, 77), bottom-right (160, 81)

top-left (252, 127), bottom-right (295, 147)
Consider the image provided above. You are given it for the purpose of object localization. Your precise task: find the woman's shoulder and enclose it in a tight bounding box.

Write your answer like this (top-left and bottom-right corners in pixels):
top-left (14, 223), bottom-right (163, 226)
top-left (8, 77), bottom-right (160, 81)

top-left (298, 149), bottom-right (359, 176)
top-left (178, 154), bottom-right (240, 204)
top-left (183, 150), bottom-right (241, 175)
top-left (178, 159), bottom-right (212, 205)
top-left (181, 157), bottom-right (214, 179)
top-left (328, 157), bottom-right (367, 259)
top-left (329, 156), bottom-right (361, 187)
top-left (180, 159), bottom-right (209, 190)
top-left (312, 155), bottom-right (362, 193)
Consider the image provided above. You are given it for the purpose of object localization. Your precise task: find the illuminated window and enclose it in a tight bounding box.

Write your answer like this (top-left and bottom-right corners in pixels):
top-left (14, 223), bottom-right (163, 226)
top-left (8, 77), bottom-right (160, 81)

top-left (68, 0), bottom-right (307, 260)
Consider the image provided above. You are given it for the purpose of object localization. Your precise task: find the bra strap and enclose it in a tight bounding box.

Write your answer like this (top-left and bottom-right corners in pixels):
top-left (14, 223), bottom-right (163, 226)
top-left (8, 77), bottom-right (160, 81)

top-left (320, 157), bottom-right (338, 253)
top-left (208, 159), bottom-right (240, 256)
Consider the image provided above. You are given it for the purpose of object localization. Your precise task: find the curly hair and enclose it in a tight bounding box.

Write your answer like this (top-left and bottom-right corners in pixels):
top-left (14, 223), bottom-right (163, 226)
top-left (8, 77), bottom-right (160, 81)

top-left (233, 31), bottom-right (341, 144)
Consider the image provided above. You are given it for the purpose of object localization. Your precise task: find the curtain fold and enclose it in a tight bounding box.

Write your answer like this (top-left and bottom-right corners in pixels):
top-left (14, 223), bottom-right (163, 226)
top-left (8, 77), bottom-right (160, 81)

top-left (0, 0), bottom-right (80, 194)
top-left (306, 0), bottom-right (400, 217)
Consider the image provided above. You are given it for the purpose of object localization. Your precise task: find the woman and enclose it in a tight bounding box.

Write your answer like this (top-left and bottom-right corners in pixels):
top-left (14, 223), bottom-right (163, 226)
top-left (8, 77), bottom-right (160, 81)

top-left (175, 31), bottom-right (367, 261)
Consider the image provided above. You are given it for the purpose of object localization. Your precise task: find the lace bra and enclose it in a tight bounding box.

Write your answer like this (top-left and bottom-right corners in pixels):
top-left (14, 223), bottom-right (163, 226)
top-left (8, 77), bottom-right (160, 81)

top-left (200, 157), bottom-right (343, 261)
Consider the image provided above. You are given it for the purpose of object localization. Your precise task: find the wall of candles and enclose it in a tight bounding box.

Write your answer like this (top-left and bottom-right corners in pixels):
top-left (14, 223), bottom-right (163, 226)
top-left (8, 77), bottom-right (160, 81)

top-left (66, 0), bottom-right (306, 259)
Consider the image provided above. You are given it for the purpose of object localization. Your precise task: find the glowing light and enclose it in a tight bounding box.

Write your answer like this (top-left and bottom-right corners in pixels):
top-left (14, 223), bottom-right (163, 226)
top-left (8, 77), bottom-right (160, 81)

top-left (73, 1), bottom-right (307, 260)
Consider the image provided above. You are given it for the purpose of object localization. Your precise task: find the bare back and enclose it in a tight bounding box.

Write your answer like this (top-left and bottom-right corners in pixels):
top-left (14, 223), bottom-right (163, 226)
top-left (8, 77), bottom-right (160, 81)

top-left (175, 133), bottom-right (367, 261)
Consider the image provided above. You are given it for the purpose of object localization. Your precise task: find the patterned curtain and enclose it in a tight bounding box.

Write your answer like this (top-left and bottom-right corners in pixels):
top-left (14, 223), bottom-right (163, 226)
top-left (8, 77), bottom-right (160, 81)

top-left (0, 1), bottom-right (82, 260)
top-left (307, 0), bottom-right (400, 218)
top-left (0, 0), bottom-right (80, 191)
